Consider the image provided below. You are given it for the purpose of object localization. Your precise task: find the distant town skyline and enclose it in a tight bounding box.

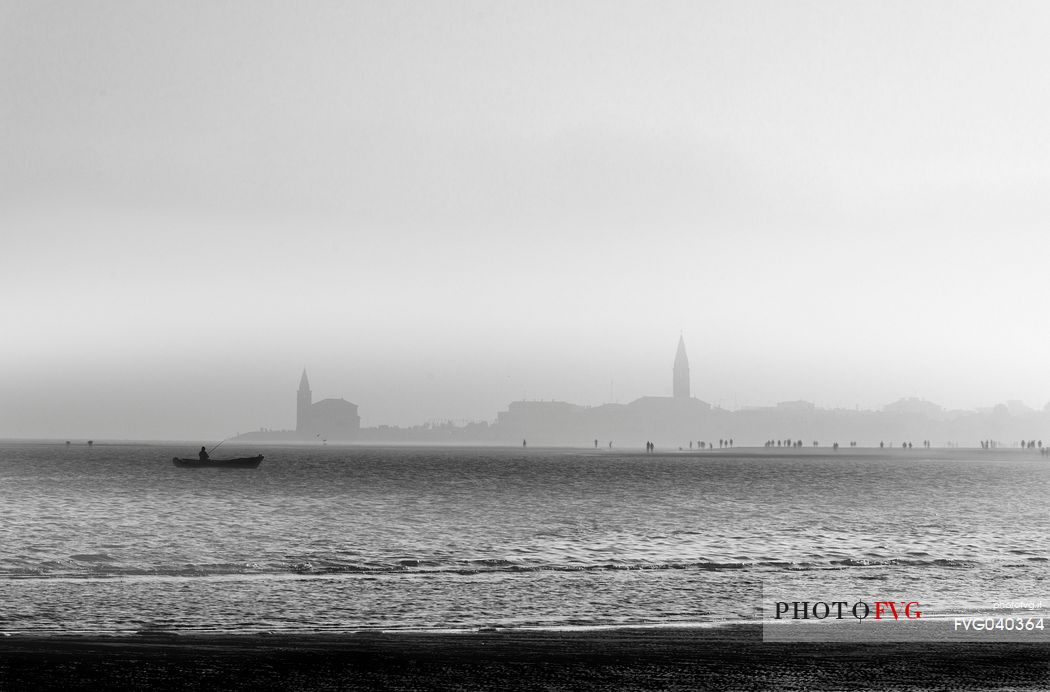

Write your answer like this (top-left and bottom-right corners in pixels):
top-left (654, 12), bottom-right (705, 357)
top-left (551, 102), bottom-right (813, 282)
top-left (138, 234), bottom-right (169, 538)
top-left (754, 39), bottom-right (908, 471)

top-left (232, 345), bottom-right (1050, 448)
top-left (180, 338), bottom-right (1050, 446)
top-left (6, 325), bottom-right (1050, 440)
top-left (249, 336), bottom-right (1050, 441)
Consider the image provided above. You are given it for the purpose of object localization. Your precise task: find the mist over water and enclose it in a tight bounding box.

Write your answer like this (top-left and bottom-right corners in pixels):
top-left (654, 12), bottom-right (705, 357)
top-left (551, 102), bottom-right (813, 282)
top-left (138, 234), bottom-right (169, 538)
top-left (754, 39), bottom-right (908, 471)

top-left (9, 4), bottom-right (1050, 440)
top-left (1, 443), bottom-right (1048, 633)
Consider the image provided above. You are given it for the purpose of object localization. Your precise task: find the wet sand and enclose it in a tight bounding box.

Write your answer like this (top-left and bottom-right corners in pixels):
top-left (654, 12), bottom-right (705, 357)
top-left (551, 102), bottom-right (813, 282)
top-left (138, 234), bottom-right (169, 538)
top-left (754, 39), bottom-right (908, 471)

top-left (2, 626), bottom-right (1049, 690)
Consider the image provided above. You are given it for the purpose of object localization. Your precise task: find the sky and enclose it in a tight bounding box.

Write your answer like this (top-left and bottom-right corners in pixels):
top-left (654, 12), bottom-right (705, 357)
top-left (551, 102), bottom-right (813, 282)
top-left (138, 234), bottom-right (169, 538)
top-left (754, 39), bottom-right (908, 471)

top-left (5, 1), bottom-right (1050, 439)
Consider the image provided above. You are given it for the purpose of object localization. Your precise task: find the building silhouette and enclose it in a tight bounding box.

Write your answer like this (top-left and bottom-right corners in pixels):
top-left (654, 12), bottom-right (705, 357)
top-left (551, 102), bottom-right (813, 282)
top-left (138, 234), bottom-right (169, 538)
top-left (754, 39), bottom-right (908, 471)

top-left (673, 335), bottom-right (690, 398)
top-left (297, 370), bottom-right (312, 432)
top-left (295, 369), bottom-right (360, 439)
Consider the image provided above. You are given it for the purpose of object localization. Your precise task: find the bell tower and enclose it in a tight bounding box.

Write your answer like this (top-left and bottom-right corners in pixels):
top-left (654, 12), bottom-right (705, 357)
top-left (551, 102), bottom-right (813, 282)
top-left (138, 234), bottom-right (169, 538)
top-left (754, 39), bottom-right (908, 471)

top-left (296, 369), bottom-right (312, 433)
top-left (673, 336), bottom-right (690, 399)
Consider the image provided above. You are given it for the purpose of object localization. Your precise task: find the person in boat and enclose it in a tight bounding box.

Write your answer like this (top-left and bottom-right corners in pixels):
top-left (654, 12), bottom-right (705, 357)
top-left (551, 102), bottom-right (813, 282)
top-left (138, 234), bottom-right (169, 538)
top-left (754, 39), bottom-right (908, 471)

top-left (198, 446), bottom-right (209, 461)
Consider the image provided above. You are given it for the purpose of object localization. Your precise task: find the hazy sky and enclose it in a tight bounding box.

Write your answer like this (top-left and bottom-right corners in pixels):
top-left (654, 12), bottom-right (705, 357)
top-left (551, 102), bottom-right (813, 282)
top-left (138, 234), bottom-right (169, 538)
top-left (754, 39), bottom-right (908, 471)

top-left (5, 1), bottom-right (1050, 439)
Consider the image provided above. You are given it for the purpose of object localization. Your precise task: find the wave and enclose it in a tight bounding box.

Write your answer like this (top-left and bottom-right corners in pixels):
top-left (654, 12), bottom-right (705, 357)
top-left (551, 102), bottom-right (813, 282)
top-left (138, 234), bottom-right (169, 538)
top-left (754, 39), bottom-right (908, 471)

top-left (0, 553), bottom-right (983, 580)
top-left (829, 557), bottom-right (977, 568)
top-left (69, 553), bottom-right (117, 563)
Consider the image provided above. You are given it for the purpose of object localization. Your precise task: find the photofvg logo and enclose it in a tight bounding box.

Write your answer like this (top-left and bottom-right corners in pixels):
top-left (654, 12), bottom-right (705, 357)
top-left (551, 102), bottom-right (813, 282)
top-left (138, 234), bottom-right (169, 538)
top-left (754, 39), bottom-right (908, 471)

top-left (774, 600), bottom-right (922, 621)
top-left (762, 589), bottom-right (1050, 642)
top-left (763, 596), bottom-right (929, 642)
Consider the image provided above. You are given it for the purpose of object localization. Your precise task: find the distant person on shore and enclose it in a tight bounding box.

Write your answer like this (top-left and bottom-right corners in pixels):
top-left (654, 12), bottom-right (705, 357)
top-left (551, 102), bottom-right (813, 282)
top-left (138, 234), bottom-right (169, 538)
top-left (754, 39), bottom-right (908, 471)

top-left (199, 446), bottom-right (209, 461)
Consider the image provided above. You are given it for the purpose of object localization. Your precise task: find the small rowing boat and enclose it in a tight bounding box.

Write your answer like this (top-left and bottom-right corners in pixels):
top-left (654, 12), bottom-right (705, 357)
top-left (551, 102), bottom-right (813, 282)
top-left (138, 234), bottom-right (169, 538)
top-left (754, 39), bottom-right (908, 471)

top-left (171, 455), bottom-right (264, 469)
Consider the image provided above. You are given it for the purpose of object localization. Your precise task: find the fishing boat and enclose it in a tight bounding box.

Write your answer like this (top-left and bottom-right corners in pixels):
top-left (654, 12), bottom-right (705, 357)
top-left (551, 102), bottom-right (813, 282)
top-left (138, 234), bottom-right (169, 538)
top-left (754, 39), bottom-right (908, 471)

top-left (171, 455), bottom-right (264, 469)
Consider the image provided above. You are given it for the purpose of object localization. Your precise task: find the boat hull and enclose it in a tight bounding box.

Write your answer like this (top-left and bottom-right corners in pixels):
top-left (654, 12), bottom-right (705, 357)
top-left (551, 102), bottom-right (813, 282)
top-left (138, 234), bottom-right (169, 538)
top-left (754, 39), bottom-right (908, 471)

top-left (171, 455), bottom-right (264, 469)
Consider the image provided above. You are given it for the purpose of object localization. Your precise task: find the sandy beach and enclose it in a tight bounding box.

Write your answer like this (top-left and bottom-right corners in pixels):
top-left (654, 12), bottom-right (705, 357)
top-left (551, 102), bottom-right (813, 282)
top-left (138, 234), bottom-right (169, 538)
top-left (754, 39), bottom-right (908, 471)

top-left (1, 626), bottom-right (1049, 690)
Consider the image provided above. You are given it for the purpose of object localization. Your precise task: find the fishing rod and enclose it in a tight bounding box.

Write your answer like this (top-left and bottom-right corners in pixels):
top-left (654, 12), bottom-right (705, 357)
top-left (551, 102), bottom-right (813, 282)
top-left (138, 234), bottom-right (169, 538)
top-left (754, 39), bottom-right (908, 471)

top-left (208, 436), bottom-right (234, 455)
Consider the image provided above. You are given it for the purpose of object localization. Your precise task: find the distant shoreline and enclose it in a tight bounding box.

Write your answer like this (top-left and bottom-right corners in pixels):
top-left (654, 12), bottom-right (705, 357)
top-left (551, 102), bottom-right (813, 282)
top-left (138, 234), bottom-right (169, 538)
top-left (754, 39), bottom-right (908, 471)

top-left (0, 438), bottom-right (1043, 456)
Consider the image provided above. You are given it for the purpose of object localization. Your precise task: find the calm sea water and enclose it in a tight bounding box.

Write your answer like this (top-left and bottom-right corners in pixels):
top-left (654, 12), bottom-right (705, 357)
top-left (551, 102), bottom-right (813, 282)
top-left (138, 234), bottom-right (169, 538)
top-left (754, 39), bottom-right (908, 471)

top-left (0, 443), bottom-right (1048, 634)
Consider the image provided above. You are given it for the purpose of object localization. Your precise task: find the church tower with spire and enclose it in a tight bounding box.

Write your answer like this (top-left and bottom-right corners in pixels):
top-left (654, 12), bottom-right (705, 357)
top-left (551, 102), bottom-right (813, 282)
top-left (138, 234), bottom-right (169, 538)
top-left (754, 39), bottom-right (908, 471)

top-left (296, 369), bottom-right (312, 433)
top-left (673, 335), bottom-right (690, 399)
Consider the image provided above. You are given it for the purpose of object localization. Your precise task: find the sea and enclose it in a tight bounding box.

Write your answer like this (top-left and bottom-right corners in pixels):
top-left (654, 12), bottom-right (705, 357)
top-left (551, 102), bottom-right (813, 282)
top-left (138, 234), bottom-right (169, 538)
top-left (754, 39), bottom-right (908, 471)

top-left (0, 442), bottom-right (1048, 635)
